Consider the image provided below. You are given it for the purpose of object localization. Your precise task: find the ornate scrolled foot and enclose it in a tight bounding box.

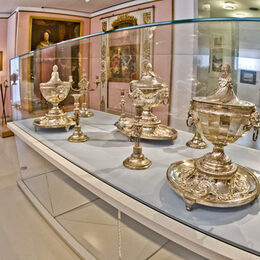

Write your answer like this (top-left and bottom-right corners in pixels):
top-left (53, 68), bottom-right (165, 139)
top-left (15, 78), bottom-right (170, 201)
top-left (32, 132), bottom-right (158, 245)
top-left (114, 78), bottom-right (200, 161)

top-left (185, 203), bottom-right (193, 211)
top-left (253, 128), bottom-right (259, 141)
top-left (184, 198), bottom-right (195, 211)
top-left (184, 197), bottom-right (195, 211)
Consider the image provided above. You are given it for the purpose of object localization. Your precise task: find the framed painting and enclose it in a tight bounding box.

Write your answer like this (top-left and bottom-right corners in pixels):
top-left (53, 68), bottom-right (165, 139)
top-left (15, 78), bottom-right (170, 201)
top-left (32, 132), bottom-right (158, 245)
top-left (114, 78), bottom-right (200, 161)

top-left (30, 17), bottom-right (82, 51)
top-left (28, 17), bottom-right (83, 113)
top-left (108, 44), bottom-right (138, 82)
top-left (240, 70), bottom-right (256, 85)
top-left (107, 14), bottom-right (139, 83)
top-left (209, 35), bottom-right (224, 74)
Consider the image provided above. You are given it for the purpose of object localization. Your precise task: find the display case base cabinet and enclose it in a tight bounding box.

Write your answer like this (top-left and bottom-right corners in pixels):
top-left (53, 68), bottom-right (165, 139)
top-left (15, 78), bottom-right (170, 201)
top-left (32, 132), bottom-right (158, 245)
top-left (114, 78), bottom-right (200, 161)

top-left (9, 122), bottom-right (258, 260)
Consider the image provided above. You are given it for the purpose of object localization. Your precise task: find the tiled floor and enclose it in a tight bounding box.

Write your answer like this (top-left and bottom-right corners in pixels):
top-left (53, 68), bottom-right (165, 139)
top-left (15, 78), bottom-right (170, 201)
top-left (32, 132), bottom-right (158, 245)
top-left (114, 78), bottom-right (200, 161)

top-left (0, 136), bottom-right (81, 260)
top-left (0, 136), bottom-right (206, 260)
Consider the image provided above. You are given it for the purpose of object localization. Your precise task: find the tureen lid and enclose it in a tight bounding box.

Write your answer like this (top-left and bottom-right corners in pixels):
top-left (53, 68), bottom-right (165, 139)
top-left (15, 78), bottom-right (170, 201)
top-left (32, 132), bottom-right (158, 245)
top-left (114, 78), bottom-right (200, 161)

top-left (130, 63), bottom-right (162, 89)
top-left (193, 64), bottom-right (253, 106)
top-left (40, 65), bottom-right (71, 87)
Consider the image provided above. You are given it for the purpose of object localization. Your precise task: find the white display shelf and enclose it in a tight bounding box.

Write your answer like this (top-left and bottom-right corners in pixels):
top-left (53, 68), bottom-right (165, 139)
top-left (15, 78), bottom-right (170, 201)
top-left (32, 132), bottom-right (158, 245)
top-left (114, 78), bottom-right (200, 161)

top-left (8, 110), bottom-right (260, 260)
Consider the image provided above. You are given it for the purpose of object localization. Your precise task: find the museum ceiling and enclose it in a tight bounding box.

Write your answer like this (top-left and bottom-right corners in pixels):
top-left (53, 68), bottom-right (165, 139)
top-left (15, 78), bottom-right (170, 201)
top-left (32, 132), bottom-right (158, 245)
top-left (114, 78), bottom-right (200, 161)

top-left (199, 0), bottom-right (260, 18)
top-left (0, 0), bottom-right (134, 14)
top-left (198, 0), bottom-right (260, 17)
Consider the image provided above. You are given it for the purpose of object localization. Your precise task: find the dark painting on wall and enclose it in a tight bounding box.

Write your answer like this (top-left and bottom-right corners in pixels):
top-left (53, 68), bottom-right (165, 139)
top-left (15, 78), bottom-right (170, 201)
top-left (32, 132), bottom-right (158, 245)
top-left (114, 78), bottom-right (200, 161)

top-left (108, 44), bottom-right (138, 82)
top-left (30, 18), bottom-right (81, 51)
top-left (28, 17), bottom-right (83, 113)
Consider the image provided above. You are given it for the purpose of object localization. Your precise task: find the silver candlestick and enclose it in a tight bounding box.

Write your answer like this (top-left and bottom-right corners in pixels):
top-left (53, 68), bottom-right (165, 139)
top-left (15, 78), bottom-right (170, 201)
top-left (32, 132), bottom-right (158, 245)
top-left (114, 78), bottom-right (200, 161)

top-left (68, 94), bottom-right (88, 143)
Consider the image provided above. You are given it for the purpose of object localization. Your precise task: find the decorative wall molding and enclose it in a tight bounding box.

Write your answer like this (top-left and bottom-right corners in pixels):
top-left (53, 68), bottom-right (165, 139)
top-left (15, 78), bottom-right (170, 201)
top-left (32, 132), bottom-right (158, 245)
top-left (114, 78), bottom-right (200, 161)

top-left (111, 13), bottom-right (138, 29)
top-left (91, 0), bottom-right (156, 18)
top-left (4, 7), bottom-right (90, 18)
top-left (100, 7), bottom-right (154, 111)
top-left (0, 14), bottom-right (10, 18)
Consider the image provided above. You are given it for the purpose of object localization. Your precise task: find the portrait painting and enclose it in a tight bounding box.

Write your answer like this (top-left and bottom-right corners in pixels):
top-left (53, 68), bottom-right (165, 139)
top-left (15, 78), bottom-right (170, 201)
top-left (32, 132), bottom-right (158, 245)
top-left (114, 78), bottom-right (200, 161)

top-left (109, 45), bottom-right (138, 82)
top-left (30, 18), bottom-right (81, 51)
top-left (29, 17), bottom-right (82, 112)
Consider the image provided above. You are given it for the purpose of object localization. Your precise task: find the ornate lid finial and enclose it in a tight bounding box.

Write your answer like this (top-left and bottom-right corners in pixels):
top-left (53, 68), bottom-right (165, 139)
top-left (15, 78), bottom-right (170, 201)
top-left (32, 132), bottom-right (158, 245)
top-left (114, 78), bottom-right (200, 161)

top-left (40, 65), bottom-right (71, 89)
top-left (203, 63), bottom-right (240, 105)
top-left (53, 65), bottom-right (58, 72)
top-left (130, 62), bottom-right (165, 90)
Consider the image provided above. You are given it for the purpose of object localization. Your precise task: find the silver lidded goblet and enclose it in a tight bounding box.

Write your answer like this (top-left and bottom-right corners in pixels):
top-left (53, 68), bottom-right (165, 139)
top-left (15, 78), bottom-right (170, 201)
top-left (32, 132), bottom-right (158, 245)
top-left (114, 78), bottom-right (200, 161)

top-left (33, 65), bottom-right (75, 131)
top-left (115, 63), bottom-right (177, 143)
top-left (167, 64), bottom-right (260, 210)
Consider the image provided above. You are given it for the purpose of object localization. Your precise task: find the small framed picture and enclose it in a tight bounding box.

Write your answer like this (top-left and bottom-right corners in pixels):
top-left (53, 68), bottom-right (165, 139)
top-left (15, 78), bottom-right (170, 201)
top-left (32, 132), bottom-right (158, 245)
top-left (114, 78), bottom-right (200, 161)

top-left (0, 51), bottom-right (3, 71)
top-left (240, 70), bottom-right (256, 85)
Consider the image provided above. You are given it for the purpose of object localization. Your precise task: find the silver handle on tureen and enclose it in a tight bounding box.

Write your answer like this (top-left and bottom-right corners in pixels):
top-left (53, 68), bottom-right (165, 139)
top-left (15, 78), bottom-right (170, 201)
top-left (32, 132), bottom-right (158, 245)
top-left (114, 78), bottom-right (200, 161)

top-left (251, 111), bottom-right (260, 141)
top-left (162, 85), bottom-right (169, 105)
top-left (244, 111), bottom-right (260, 141)
top-left (186, 110), bottom-right (194, 127)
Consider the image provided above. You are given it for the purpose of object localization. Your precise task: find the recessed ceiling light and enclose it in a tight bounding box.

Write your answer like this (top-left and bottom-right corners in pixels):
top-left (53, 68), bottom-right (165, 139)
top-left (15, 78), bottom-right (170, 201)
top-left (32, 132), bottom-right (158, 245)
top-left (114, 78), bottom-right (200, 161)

top-left (85, 0), bottom-right (90, 2)
top-left (223, 1), bottom-right (236, 10)
top-left (234, 13), bottom-right (245, 17)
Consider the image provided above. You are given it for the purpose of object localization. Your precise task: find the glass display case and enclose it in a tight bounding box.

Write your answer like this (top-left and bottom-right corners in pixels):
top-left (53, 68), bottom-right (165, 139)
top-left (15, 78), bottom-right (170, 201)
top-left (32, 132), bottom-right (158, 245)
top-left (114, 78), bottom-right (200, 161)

top-left (9, 18), bottom-right (260, 259)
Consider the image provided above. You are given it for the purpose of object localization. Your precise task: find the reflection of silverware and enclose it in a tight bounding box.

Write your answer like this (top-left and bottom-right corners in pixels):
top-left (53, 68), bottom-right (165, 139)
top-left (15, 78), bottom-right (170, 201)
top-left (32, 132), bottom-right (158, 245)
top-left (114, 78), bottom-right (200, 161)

top-left (78, 72), bottom-right (94, 118)
top-left (116, 63), bottom-right (177, 143)
top-left (118, 88), bottom-right (127, 122)
top-left (33, 65), bottom-right (75, 131)
top-left (68, 94), bottom-right (88, 143)
top-left (167, 64), bottom-right (260, 210)
top-left (123, 98), bottom-right (151, 170)
top-left (186, 109), bottom-right (206, 149)
top-left (114, 88), bottom-right (131, 130)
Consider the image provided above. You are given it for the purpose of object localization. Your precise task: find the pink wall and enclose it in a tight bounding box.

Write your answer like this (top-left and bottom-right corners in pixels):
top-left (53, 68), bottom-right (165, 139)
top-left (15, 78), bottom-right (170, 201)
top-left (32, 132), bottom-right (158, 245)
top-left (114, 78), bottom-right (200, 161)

top-left (90, 0), bottom-right (173, 34)
top-left (7, 13), bottom-right (17, 61)
top-left (16, 11), bottom-right (90, 56)
top-left (0, 18), bottom-right (11, 117)
top-left (89, 0), bottom-right (173, 124)
top-left (0, 19), bottom-right (8, 76)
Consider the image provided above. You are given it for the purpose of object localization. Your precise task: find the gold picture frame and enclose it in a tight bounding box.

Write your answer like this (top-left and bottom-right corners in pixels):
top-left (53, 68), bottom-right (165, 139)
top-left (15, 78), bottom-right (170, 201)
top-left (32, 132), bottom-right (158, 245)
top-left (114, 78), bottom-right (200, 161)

top-left (0, 51), bottom-right (3, 71)
top-left (29, 16), bottom-right (83, 51)
top-left (108, 14), bottom-right (139, 82)
top-left (108, 44), bottom-right (139, 82)
top-left (27, 17), bottom-right (83, 113)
